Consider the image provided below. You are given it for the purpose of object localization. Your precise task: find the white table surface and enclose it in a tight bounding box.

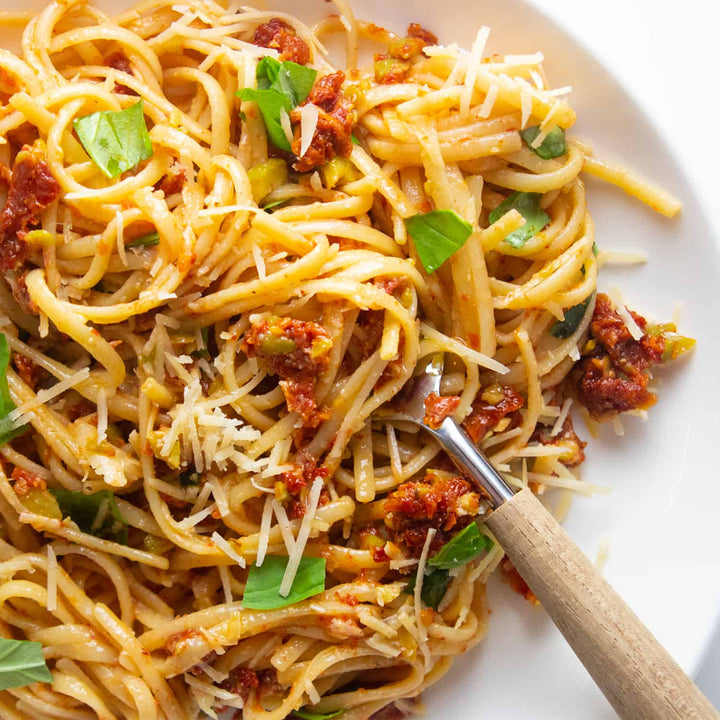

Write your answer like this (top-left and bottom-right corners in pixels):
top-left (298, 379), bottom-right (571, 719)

top-left (529, 0), bottom-right (720, 707)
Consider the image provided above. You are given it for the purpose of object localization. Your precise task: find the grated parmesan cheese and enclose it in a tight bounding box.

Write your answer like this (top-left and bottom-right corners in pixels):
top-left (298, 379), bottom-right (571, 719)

top-left (279, 476), bottom-right (324, 597)
top-left (520, 87), bottom-right (532, 128)
top-left (96, 388), bottom-right (107, 445)
top-left (461, 27), bottom-right (490, 115)
top-left (10, 367), bottom-right (90, 424)
top-left (272, 500), bottom-right (296, 555)
top-left (211, 531), bottom-right (246, 568)
top-left (299, 103), bottom-right (320, 157)
top-left (414, 527), bottom-right (436, 646)
top-left (177, 503), bottom-right (217, 531)
top-left (256, 495), bottom-right (273, 567)
top-left (550, 398), bottom-right (573, 437)
top-left (218, 565), bottom-right (234, 605)
top-left (477, 83), bottom-right (498, 118)
top-left (609, 287), bottom-right (644, 341)
top-left (279, 107), bottom-right (293, 146)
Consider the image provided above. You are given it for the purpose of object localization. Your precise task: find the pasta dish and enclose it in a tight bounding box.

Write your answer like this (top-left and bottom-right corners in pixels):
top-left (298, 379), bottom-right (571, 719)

top-left (0, 1), bottom-right (693, 718)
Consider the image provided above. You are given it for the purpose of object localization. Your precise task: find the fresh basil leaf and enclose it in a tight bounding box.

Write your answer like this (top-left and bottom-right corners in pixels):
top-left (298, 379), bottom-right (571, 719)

top-left (256, 56), bottom-right (282, 90)
top-left (488, 192), bottom-right (550, 249)
top-left (293, 709), bottom-right (343, 720)
top-left (406, 568), bottom-right (451, 610)
top-left (242, 555), bottom-right (325, 609)
top-left (404, 209), bottom-right (473, 274)
top-left (126, 231), bottom-right (159, 248)
top-left (237, 88), bottom-right (293, 151)
top-left (351, 133), bottom-right (360, 145)
top-left (256, 57), bottom-right (316, 107)
top-left (73, 100), bottom-right (152, 179)
top-left (50, 489), bottom-right (128, 544)
top-left (0, 638), bottom-right (52, 691)
top-left (427, 523), bottom-right (491, 571)
top-left (550, 295), bottom-right (593, 339)
top-left (238, 59), bottom-right (316, 152)
top-left (0, 334), bottom-right (27, 446)
top-left (279, 62), bottom-right (316, 106)
top-left (520, 126), bottom-right (567, 159)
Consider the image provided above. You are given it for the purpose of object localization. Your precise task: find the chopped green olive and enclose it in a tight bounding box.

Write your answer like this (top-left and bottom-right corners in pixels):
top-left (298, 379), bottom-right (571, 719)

top-left (247, 158), bottom-right (288, 203)
top-left (258, 334), bottom-right (297, 355)
top-left (320, 157), bottom-right (358, 189)
top-left (19, 487), bottom-right (62, 520)
top-left (374, 57), bottom-right (408, 83)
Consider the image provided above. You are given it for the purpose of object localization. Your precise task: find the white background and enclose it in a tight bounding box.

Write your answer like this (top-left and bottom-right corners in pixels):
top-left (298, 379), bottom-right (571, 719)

top-left (529, 0), bottom-right (720, 705)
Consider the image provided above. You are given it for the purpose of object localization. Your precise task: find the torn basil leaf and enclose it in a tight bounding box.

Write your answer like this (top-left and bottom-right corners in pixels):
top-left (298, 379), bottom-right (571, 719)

top-left (126, 231), bottom-right (159, 248)
top-left (520, 126), bottom-right (567, 159)
top-left (550, 295), bottom-right (593, 339)
top-left (406, 523), bottom-right (492, 608)
top-left (73, 100), bottom-right (152, 179)
top-left (405, 567), bottom-right (451, 610)
top-left (50, 489), bottom-right (128, 544)
top-left (404, 209), bottom-right (473, 274)
top-left (488, 191), bottom-right (550, 249)
top-left (0, 638), bottom-right (52, 691)
top-left (237, 57), bottom-right (317, 152)
top-left (242, 555), bottom-right (325, 609)
top-left (427, 523), bottom-right (492, 571)
top-left (0, 334), bottom-right (27, 446)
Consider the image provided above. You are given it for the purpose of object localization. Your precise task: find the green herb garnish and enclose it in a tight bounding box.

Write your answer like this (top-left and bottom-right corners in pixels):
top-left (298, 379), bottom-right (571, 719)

top-left (0, 334), bottom-right (27, 446)
top-left (73, 100), bottom-right (152, 179)
top-left (0, 638), bottom-right (53, 691)
top-left (293, 709), bottom-right (343, 720)
top-left (520, 126), bottom-right (567, 159)
top-left (405, 567), bottom-right (451, 610)
top-left (404, 209), bottom-right (473, 274)
top-left (426, 523), bottom-right (492, 570)
top-left (488, 191), bottom-right (550, 249)
top-left (126, 231), bottom-right (159, 248)
top-left (49, 489), bottom-right (128, 544)
top-left (549, 296), bottom-right (593, 339)
top-left (236, 57), bottom-right (317, 152)
top-left (242, 555), bottom-right (326, 609)
top-left (406, 524), bottom-right (492, 609)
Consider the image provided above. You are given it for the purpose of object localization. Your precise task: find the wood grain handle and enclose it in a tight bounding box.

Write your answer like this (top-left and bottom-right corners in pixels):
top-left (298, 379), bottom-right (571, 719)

top-left (485, 488), bottom-right (719, 720)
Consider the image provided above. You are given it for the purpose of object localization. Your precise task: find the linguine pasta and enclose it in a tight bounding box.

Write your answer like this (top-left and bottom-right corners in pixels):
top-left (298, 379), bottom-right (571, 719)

top-left (0, 2), bottom-right (692, 719)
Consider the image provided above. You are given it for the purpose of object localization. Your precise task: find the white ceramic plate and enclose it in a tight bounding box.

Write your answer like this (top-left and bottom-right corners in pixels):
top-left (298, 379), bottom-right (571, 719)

top-left (5, 0), bottom-right (720, 717)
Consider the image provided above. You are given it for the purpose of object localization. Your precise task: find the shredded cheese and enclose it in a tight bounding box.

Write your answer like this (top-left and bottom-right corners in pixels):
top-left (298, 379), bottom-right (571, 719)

top-left (211, 531), bottom-right (246, 568)
top-left (609, 287), bottom-right (644, 341)
top-left (461, 27), bottom-right (490, 115)
top-left (279, 106), bottom-right (293, 146)
top-left (256, 495), bottom-right (273, 567)
top-left (550, 398), bottom-right (573, 437)
top-left (96, 388), bottom-right (107, 445)
top-left (299, 103), bottom-right (320, 157)
top-left (218, 565), bottom-right (234, 605)
top-left (421, 323), bottom-right (508, 374)
top-left (10, 367), bottom-right (90, 424)
top-left (279, 476), bottom-right (323, 597)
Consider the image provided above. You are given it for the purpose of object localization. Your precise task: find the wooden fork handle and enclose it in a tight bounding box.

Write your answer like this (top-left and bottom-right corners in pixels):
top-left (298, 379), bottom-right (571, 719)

top-left (485, 488), bottom-right (719, 720)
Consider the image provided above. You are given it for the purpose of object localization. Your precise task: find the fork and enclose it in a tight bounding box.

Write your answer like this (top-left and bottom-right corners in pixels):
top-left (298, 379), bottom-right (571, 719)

top-left (382, 354), bottom-right (718, 720)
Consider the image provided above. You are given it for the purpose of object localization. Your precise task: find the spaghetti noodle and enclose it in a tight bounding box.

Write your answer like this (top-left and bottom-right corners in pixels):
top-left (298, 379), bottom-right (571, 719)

top-left (0, 2), bottom-right (693, 719)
